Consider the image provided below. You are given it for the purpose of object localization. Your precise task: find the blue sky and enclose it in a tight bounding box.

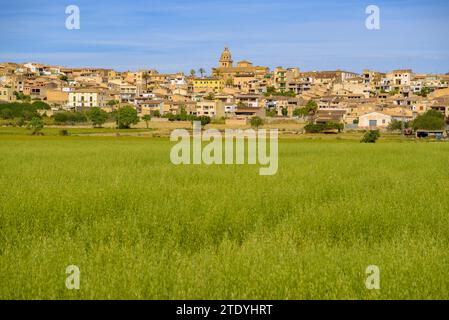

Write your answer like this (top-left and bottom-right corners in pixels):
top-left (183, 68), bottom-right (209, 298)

top-left (0, 0), bottom-right (448, 74)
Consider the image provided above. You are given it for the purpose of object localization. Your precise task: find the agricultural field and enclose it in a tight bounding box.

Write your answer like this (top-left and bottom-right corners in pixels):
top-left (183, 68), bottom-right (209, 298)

top-left (1, 129), bottom-right (449, 299)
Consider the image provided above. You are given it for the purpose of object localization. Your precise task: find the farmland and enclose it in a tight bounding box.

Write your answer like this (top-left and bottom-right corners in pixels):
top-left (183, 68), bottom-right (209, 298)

top-left (1, 129), bottom-right (449, 299)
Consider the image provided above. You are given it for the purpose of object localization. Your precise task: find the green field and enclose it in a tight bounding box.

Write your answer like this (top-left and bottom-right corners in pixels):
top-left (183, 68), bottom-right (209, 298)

top-left (1, 131), bottom-right (449, 299)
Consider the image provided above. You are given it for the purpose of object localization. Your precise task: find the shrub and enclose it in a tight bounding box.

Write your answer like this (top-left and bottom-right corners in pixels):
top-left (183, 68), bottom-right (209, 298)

top-left (0, 108), bottom-right (13, 119)
top-left (29, 117), bottom-right (44, 135)
top-left (250, 116), bottom-right (263, 128)
top-left (304, 122), bottom-right (343, 133)
top-left (16, 117), bottom-right (26, 127)
top-left (304, 123), bottom-right (325, 133)
top-left (197, 115), bottom-right (211, 126)
top-left (361, 130), bottom-right (380, 143)
top-left (150, 110), bottom-right (161, 118)
top-left (266, 109), bottom-right (277, 117)
top-left (59, 129), bottom-right (69, 136)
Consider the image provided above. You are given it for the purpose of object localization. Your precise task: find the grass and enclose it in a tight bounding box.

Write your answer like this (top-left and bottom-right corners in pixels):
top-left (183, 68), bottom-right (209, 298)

top-left (1, 132), bottom-right (449, 299)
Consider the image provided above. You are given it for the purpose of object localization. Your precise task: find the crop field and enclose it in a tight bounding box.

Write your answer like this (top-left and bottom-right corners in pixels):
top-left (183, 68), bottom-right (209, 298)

top-left (1, 131), bottom-right (449, 299)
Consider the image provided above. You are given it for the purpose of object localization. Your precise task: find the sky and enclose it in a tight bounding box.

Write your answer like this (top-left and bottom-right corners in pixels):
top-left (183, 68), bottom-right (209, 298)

top-left (0, 0), bottom-right (448, 74)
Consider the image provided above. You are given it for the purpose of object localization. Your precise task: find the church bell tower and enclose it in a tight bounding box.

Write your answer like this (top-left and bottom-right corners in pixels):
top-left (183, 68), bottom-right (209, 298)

top-left (219, 47), bottom-right (233, 68)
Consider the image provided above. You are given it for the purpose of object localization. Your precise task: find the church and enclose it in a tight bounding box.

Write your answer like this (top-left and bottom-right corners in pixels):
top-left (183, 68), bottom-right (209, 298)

top-left (212, 47), bottom-right (269, 82)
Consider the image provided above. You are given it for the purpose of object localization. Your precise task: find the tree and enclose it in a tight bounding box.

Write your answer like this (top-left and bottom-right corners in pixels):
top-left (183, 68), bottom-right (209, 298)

top-left (204, 93), bottom-right (215, 101)
top-left (198, 68), bottom-right (206, 78)
top-left (361, 130), bottom-right (380, 143)
top-left (32, 101), bottom-right (50, 110)
top-left (107, 99), bottom-right (120, 107)
top-left (281, 107), bottom-right (288, 117)
top-left (53, 111), bottom-right (87, 124)
top-left (142, 71), bottom-right (149, 87)
top-left (117, 105), bottom-right (139, 129)
top-left (13, 91), bottom-right (31, 102)
top-left (59, 75), bottom-right (69, 82)
top-left (416, 87), bottom-right (433, 97)
top-left (142, 114), bottom-right (151, 129)
top-left (304, 122), bottom-right (343, 133)
top-left (87, 107), bottom-right (108, 128)
top-left (250, 116), bottom-right (263, 129)
top-left (237, 102), bottom-right (247, 109)
top-left (151, 109), bottom-right (161, 118)
top-left (0, 108), bottom-right (13, 119)
top-left (293, 108), bottom-right (308, 117)
top-left (29, 117), bottom-right (44, 135)
top-left (266, 109), bottom-right (277, 117)
top-left (190, 69), bottom-right (196, 77)
top-left (388, 88), bottom-right (400, 96)
top-left (388, 119), bottom-right (410, 131)
top-left (293, 100), bottom-right (317, 119)
top-left (16, 117), bottom-right (26, 127)
top-left (197, 115), bottom-right (211, 126)
top-left (305, 100), bottom-right (318, 114)
top-left (412, 110), bottom-right (445, 130)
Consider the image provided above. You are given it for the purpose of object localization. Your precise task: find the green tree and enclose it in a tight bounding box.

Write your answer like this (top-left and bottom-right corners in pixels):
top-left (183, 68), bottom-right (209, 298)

top-left (13, 91), bottom-right (31, 102)
top-left (29, 117), bottom-right (44, 135)
top-left (32, 101), bottom-right (50, 110)
top-left (281, 107), bottom-right (288, 117)
top-left (151, 109), bottom-right (161, 118)
top-left (416, 87), bottom-right (433, 97)
top-left (142, 71), bottom-right (149, 87)
top-left (266, 109), bottom-right (277, 117)
top-left (412, 110), bottom-right (445, 130)
top-left (16, 117), bottom-right (26, 127)
top-left (190, 69), bottom-right (196, 77)
top-left (388, 88), bottom-right (400, 96)
top-left (107, 99), bottom-right (120, 106)
top-left (59, 75), bottom-right (69, 82)
top-left (197, 115), bottom-right (211, 126)
top-left (305, 100), bottom-right (318, 114)
top-left (388, 119), bottom-right (410, 131)
top-left (0, 108), bottom-right (13, 119)
top-left (87, 107), bottom-right (108, 128)
top-left (142, 114), bottom-right (152, 129)
top-left (204, 93), bottom-right (215, 101)
top-left (198, 68), bottom-right (206, 78)
top-left (293, 108), bottom-right (308, 117)
top-left (250, 116), bottom-right (263, 129)
top-left (117, 105), bottom-right (139, 129)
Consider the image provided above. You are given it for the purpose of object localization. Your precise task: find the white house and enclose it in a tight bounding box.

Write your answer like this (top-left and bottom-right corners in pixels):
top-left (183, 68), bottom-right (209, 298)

top-left (359, 112), bottom-right (392, 129)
